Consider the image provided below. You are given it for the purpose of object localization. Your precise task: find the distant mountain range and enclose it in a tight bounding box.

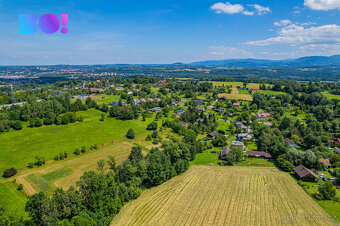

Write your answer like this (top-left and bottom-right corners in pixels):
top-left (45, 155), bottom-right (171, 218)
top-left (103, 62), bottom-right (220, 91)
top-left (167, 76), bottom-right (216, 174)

top-left (190, 55), bottom-right (340, 68)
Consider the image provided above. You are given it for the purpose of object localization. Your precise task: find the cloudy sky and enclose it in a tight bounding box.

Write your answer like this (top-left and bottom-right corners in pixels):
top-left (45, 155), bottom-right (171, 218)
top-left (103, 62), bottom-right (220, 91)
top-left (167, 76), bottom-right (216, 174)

top-left (1, 0), bottom-right (340, 64)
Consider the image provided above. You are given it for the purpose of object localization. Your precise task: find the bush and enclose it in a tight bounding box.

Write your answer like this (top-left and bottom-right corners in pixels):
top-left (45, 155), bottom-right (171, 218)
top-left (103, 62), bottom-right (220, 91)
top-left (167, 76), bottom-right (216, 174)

top-left (17, 184), bottom-right (23, 190)
top-left (11, 121), bottom-right (22, 130)
top-left (212, 134), bottom-right (227, 147)
top-left (126, 128), bottom-right (135, 139)
top-left (3, 168), bottom-right (17, 178)
top-left (318, 181), bottom-right (337, 200)
top-left (28, 162), bottom-right (34, 168)
top-left (74, 148), bottom-right (80, 155)
top-left (145, 135), bottom-right (152, 141)
top-left (146, 121), bottom-right (158, 130)
top-left (81, 146), bottom-right (86, 153)
top-left (151, 130), bottom-right (158, 138)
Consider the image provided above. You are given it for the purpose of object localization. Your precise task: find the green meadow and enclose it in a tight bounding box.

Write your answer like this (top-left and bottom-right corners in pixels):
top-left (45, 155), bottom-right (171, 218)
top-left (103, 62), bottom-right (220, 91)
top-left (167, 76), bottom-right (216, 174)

top-left (323, 92), bottom-right (340, 100)
top-left (0, 182), bottom-right (28, 218)
top-left (0, 109), bottom-right (147, 172)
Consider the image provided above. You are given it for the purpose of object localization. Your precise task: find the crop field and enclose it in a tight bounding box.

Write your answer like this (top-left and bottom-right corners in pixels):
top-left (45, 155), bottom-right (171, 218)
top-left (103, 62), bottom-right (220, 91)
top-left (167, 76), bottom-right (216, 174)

top-left (111, 166), bottom-right (335, 226)
top-left (14, 139), bottom-right (135, 195)
top-left (209, 81), bottom-right (261, 88)
top-left (218, 93), bottom-right (253, 101)
top-left (0, 109), bottom-right (147, 172)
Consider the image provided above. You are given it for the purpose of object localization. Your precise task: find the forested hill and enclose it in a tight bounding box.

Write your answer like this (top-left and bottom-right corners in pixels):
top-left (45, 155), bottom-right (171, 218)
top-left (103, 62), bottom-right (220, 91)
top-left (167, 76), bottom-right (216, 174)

top-left (191, 55), bottom-right (340, 68)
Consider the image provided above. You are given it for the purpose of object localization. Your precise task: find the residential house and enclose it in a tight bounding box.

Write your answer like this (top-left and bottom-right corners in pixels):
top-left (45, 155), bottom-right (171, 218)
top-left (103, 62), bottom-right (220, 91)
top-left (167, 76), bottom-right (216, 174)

top-left (132, 99), bottom-right (140, 105)
top-left (217, 96), bottom-right (227, 101)
top-left (195, 99), bottom-right (205, 105)
top-left (250, 87), bottom-right (260, 91)
top-left (256, 113), bottom-right (272, 121)
top-left (293, 165), bottom-right (318, 182)
top-left (237, 87), bottom-right (247, 90)
top-left (114, 86), bottom-right (124, 91)
top-left (319, 159), bottom-right (332, 168)
top-left (335, 147), bottom-right (340, 154)
top-left (263, 122), bottom-right (272, 127)
top-left (196, 106), bottom-right (205, 112)
top-left (230, 141), bottom-right (245, 150)
top-left (180, 121), bottom-right (188, 127)
top-left (208, 131), bottom-right (220, 139)
top-left (174, 110), bottom-right (185, 115)
top-left (112, 101), bottom-right (120, 106)
top-left (150, 107), bottom-right (162, 113)
top-left (90, 88), bottom-right (104, 93)
top-left (233, 102), bottom-right (240, 107)
top-left (284, 138), bottom-right (298, 148)
top-left (172, 101), bottom-right (179, 106)
top-left (196, 118), bottom-right (204, 124)
top-left (237, 133), bottom-right (253, 140)
top-left (246, 151), bottom-right (272, 159)
top-left (219, 147), bottom-right (231, 160)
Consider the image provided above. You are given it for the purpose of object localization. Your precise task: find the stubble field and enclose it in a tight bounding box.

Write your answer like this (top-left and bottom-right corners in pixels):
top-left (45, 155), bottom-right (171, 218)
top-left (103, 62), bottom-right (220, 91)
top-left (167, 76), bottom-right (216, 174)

top-left (111, 165), bottom-right (335, 226)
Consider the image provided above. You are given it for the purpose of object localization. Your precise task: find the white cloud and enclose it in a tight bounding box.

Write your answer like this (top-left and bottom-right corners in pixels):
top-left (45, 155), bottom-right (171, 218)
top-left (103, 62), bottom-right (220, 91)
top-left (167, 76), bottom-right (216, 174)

top-left (210, 2), bottom-right (269, 16)
top-left (304, 0), bottom-right (340, 10)
top-left (209, 46), bottom-right (253, 58)
top-left (242, 10), bottom-right (255, 16)
top-left (210, 2), bottom-right (244, 14)
top-left (246, 24), bottom-right (340, 46)
top-left (252, 4), bottom-right (271, 15)
top-left (274, 20), bottom-right (292, 27)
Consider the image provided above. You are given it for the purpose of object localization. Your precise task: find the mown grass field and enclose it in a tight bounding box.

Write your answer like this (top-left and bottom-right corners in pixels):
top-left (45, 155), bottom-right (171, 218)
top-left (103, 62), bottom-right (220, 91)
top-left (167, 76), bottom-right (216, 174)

top-left (111, 166), bottom-right (334, 226)
top-left (0, 109), bottom-right (146, 172)
top-left (0, 182), bottom-right (28, 218)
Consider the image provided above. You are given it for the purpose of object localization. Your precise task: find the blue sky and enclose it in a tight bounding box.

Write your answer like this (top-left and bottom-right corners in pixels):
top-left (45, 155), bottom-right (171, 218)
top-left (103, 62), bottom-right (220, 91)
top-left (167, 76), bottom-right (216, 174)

top-left (0, 0), bottom-right (340, 64)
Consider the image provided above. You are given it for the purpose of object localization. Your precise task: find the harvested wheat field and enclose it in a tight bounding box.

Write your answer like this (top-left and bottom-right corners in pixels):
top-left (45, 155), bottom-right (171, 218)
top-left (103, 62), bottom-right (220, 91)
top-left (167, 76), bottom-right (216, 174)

top-left (111, 166), bottom-right (336, 226)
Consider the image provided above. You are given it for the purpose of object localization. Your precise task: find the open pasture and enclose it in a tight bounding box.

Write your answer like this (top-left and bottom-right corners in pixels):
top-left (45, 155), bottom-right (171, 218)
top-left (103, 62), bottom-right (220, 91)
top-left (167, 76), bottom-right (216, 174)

top-left (0, 109), bottom-right (146, 172)
top-left (111, 166), bottom-right (335, 226)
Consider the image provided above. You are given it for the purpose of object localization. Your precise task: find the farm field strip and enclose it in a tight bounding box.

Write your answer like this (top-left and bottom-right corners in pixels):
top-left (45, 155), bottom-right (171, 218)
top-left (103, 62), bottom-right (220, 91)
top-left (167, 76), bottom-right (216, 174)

top-left (111, 166), bottom-right (335, 226)
top-left (14, 139), bottom-right (136, 195)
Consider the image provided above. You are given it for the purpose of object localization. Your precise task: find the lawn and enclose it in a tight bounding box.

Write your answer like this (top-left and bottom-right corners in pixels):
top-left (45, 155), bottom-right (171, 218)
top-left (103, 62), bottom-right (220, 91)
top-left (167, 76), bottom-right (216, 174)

top-left (323, 92), bottom-right (340, 100)
top-left (0, 109), bottom-right (146, 172)
top-left (111, 166), bottom-right (334, 225)
top-left (290, 173), bottom-right (340, 222)
top-left (218, 93), bottom-right (253, 101)
top-left (257, 90), bottom-right (287, 95)
top-left (0, 182), bottom-right (28, 218)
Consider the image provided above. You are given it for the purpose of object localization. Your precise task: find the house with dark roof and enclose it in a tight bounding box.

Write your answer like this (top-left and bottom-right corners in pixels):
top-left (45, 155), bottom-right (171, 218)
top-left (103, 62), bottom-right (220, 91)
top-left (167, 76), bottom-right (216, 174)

top-left (195, 99), bottom-right (205, 105)
top-left (208, 131), bottom-right (220, 139)
top-left (246, 151), bottom-right (272, 159)
top-left (150, 107), bottom-right (162, 113)
top-left (174, 110), bottom-right (185, 115)
top-left (237, 133), bottom-right (253, 140)
top-left (219, 147), bottom-right (230, 160)
top-left (293, 165), bottom-right (318, 182)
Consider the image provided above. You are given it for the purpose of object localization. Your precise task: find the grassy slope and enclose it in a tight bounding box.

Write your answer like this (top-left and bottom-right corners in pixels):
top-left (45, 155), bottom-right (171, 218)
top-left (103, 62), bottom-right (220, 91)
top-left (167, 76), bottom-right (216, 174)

top-left (0, 182), bottom-right (28, 218)
top-left (0, 109), bottom-right (146, 172)
top-left (111, 166), bottom-right (333, 225)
